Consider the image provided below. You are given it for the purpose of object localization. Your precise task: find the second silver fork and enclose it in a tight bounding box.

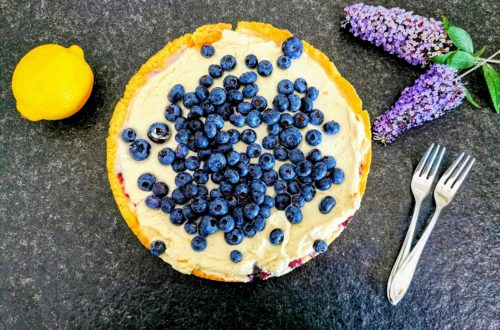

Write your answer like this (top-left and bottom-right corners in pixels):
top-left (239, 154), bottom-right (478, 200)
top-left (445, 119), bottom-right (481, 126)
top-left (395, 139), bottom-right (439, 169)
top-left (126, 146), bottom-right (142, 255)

top-left (386, 144), bottom-right (445, 302)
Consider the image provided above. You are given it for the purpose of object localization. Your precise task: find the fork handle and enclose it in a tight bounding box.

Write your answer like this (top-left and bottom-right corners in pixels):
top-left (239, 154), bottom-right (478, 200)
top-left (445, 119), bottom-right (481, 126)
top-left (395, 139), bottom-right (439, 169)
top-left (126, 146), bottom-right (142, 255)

top-left (388, 208), bottom-right (443, 304)
top-left (386, 200), bottom-right (422, 301)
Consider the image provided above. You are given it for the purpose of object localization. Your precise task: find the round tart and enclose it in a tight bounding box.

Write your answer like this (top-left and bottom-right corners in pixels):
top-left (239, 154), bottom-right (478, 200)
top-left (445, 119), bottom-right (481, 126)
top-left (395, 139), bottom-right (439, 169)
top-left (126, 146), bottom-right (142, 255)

top-left (107, 22), bottom-right (371, 282)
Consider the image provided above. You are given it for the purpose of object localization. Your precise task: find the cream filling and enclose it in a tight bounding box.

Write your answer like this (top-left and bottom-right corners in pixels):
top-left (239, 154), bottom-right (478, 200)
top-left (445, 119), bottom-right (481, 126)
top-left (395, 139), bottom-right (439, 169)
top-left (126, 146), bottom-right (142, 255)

top-left (115, 29), bottom-right (367, 281)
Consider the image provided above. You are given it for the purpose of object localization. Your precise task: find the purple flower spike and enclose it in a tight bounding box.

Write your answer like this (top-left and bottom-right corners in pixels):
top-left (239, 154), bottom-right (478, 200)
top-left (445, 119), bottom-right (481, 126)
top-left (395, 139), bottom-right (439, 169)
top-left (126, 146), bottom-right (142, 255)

top-left (343, 3), bottom-right (452, 66)
top-left (373, 64), bottom-right (465, 144)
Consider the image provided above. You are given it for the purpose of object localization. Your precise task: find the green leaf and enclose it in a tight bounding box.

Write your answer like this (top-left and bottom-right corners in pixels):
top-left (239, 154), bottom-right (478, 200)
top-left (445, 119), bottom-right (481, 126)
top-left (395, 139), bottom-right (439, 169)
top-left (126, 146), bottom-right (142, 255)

top-left (448, 51), bottom-right (476, 70)
top-left (430, 51), bottom-right (455, 64)
top-left (447, 25), bottom-right (474, 53)
top-left (473, 46), bottom-right (486, 57)
top-left (442, 16), bottom-right (451, 30)
top-left (465, 89), bottom-right (481, 108)
top-left (483, 63), bottom-right (500, 113)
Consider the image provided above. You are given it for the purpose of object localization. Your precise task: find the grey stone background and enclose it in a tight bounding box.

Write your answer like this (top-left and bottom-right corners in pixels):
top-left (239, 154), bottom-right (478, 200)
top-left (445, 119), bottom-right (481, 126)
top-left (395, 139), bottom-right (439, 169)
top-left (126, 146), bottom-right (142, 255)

top-left (1, 0), bottom-right (498, 328)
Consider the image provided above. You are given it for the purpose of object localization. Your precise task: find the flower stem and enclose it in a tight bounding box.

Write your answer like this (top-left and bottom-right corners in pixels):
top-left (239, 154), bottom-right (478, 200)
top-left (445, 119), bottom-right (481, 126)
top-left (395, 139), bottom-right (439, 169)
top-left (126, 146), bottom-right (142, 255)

top-left (457, 50), bottom-right (500, 80)
top-left (478, 58), bottom-right (500, 64)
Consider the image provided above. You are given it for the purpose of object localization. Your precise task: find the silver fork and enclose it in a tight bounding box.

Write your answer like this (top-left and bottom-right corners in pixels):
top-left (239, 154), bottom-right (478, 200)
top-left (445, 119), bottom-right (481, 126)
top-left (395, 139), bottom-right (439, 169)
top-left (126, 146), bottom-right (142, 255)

top-left (388, 153), bottom-right (476, 305)
top-left (386, 144), bottom-right (445, 302)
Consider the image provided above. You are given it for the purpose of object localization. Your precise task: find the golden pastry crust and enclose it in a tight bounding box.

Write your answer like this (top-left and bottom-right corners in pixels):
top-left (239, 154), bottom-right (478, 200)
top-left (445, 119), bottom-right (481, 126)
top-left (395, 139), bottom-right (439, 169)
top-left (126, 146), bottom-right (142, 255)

top-left (107, 22), bottom-right (371, 282)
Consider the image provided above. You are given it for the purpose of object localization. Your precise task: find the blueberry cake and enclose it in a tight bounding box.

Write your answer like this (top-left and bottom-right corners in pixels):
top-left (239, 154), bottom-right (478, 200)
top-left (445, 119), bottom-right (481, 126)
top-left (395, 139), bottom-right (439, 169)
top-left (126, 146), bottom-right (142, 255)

top-left (107, 22), bottom-right (371, 282)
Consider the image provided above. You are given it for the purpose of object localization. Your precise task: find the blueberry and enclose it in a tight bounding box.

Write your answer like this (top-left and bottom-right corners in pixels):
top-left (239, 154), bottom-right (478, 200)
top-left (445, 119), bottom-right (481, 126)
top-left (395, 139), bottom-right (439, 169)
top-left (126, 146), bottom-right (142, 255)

top-left (234, 183), bottom-right (249, 196)
top-left (331, 168), bottom-right (345, 184)
top-left (301, 97), bottom-right (313, 113)
top-left (279, 113), bottom-right (294, 128)
top-left (295, 160), bottom-right (312, 177)
top-left (175, 172), bottom-right (192, 187)
top-left (158, 147), bottom-right (175, 165)
top-left (121, 128), bottom-right (136, 142)
top-left (129, 139), bottom-right (151, 161)
top-left (269, 228), bottom-right (284, 245)
top-left (147, 123), bottom-right (170, 144)
top-left (201, 101), bottom-right (215, 116)
top-left (306, 149), bottom-right (323, 162)
top-left (175, 117), bottom-right (187, 130)
top-left (240, 71), bottom-right (257, 85)
top-left (288, 94), bottom-right (301, 112)
top-left (311, 162), bottom-right (328, 181)
top-left (225, 228), bottom-right (244, 245)
top-left (239, 153), bottom-right (250, 164)
top-left (277, 55), bottom-right (291, 69)
top-left (285, 205), bottom-right (302, 224)
top-left (191, 236), bottom-right (207, 251)
top-left (199, 74), bottom-right (213, 87)
top-left (300, 184), bottom-right (316, 202)
top-left (223, 75), bottom-right (240, 91)
top-left (276, 193), bottom-right (292, 210)
top-left (168, 84), bottom-right (185, 103)
top-left (291, 194), bottom-right (305, 208)
top-left (243, 222), bottom-right (257, 237)
top-left (236, 163), bottom-right (249, 178)
top-left (221, 55), bottom-right (237, 70)
top-left (209, 198), bottom-right (228, 216)
top-left (273, 94), bottom-right (289, 111)
top-left (216, 215), bottom-right (234, 233)
top-left (175, 143), bottom-right (189, 158)
top-left (261, 169), bottom-right (278, 186)
top-left (170, 208), bottom-right (185, 225)
top-left (150, 240), bottom-right (166, 257)
top-left (321, 156), bottom-right (337, 170)
top-left (207, 153), bottom-right (227, 173)
top-left (244, 203), bottom-right (260, 219)
top-left (251, 190), bottom-right (265, 205)
top-left (288, 149), bottom-right (305, 164)
top-left (282, 36), bottom-right (303, 59)
top-left (187, 118), bottom-right (205, 132)
top-left (279, 164), bottom-right (296, 181)
top-left (210, 189), bottom-right (223, 199)
top-left (196, 185), bottom-right (208, 197)
top-left (307, 87), bottom-right (319, 100)
top-left (298, 174), bottom-right (313, 184)
top-left (257, 60), bottom-right (273, 76)
top-left (175, 129), bottom-right (190, 143)
top-left (138, 173), bottom-right (156, 191)
top-left (323, 121), bottom-right (341, 135)
top-left (287, 180), bottom-right (300, 194)
top-left (145, 196), bottom-right (161, 209)
top-left (315, 177), bottom-right (332, 191)
top-left (247, 143), bottom-right (262, 158)
top-left (172, 188), bottom-right (187, 204)
top-left (230, 250), bottom-right (243, 263)
top-left (194, 133), bottom-right (209, 149)
top-left (235, 102), bottom-right (250, 115)
top-left (273, 146), bottom-right (288, 161)
top-left (277, 79), bottom-right (294, 95)
top-left (312, 240), bottom-right (328, 254)
top-left (165, 104), bottom-right (182, 122)
top-left (215, 131), bottom-right (230, 144)
top-left (208, 64), bottom-right (223, 78)
top-left (183, 92), bottom-right (199, 108)
top-left (184, 222), bottom-right (198, 235)
top-left (242, 83), bottom-right (259, 98)
top-left (263, 196), bottom-right (275, 208)
top-left (226, 151), bottom-right (241, 166)
top-left (185, 156), bottom-right (200, 171)
top-left (279, 127), bottom-right (302, 149)
top-left (182, 204), bottom-right (198, 221)
top-left (228, 90), bottom-right (243, 104)
top-left (204, 122), bottom-right (217, 139)
top-left (199, 215), bottom-right (219, 236)
top-left (309, 109), bottom-right (324, 125)
top-left (172, 158), bottom-right (186, 172)
top-left (246, 110), bottom-right (262, 128)
top-left (200, 44), bottom-right (215, 57)
top-left (247, 164), bottom-right (263, 180)
top-left (241, 129), bottom-right (257, 144)
top-left (189, 197), bottom-right (206, 214)
top-left (261, 109), bottom-right (279, 125)
top-left (209, 87), bottom-right (226, 106)
top-left (262, 135), bottom-right (278, 150)
top-left (319, 196), bottom-right (336, 214)
top-left (245, 54), bottom-right (258, 68)
top-left (193, 169), bottom-right (208, 184)
top-left (228, 114), bottom-right (243, 127)
top-left (293, 112), bottom-right (309, 128)
top-left (251, 95), bottom-right (267, 111)
top-left (274, 180), bottom-right (288, 194)
top-left (152, 182), bottom-right (169, 197)
top-left (225, 168), bottom-right (240, 184)
top-left (258, 153), bottom-right (275, 170)
top-left (250, 180), bottom-right (266, 193)
top-left (294, 78), bottom-right (308, 93)
top-left (267, 124), bottom-right (281, 136)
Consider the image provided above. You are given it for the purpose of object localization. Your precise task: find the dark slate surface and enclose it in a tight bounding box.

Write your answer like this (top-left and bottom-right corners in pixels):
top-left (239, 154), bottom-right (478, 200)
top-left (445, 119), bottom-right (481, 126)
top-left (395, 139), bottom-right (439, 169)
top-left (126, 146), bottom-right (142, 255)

top-left (1, 0), bottom-right (499, 328)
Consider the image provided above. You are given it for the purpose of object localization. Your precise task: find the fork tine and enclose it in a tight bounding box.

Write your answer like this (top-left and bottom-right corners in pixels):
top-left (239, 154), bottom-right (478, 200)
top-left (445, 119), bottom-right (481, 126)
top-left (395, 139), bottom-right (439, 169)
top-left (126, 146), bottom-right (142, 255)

top-left (440, 152), bottom-right (465, 183)
top-left (446, 155), bottom-right (471, 185)
top-left (451, 157), bottom-right (475, 189)
top-left (415, 144), bottom-right (434, 175)
top-left (422, 145), bottom-right (440, 177)
top-left (429, 147), bottom-right (446, 179)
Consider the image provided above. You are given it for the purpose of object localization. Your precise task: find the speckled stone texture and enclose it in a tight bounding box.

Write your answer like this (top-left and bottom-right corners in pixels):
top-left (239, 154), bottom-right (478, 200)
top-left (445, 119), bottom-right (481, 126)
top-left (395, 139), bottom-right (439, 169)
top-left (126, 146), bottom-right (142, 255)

top-left (0, 0), bottom-right (499, 328)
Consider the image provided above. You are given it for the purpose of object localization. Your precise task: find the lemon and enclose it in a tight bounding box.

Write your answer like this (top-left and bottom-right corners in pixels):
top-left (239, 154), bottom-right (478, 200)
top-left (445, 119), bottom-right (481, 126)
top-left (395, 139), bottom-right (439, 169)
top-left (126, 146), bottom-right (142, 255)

top-left (12, 44), bottom-right (94, 121)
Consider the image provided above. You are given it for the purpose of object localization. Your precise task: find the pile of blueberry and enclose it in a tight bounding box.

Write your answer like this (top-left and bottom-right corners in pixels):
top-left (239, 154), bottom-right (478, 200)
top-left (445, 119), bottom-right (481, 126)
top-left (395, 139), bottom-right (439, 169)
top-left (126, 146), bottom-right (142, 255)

top-left (122, 36), bottom-right (344, 263)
